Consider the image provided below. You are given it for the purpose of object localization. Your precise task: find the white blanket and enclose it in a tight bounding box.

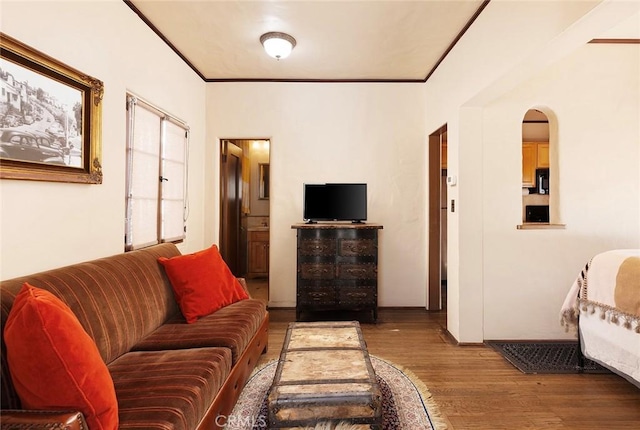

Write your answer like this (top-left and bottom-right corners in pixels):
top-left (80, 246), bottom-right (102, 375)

top-left (561, 249), bottom-right (640, 332)
top-left (560, 249), bottom-right (640, 386)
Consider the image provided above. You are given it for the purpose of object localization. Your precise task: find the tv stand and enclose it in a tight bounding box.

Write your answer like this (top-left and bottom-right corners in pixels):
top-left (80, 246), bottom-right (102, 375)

top-left (291, 223), bottom-right (383, 322)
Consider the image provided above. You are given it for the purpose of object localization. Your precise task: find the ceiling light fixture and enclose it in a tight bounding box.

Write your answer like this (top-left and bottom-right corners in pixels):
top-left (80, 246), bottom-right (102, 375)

top-left (260, 32), bottom-right (296, 60)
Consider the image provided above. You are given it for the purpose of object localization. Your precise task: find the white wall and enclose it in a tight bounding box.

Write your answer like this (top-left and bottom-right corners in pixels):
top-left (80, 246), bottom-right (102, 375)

top-left (482, 43), bottom-right (640, 339)
top-left (206, 83), bottom-right (427, 307)
top-left (425, 0), bottom-right (640, 341)
top-left (0, 0), bottom-right (207, 280)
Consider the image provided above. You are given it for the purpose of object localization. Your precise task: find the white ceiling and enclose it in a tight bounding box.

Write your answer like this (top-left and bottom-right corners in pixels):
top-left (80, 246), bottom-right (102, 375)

top-left (126, 1), bottom-right (639, 82)
top-left (126, 0), bottom-right (487, 81)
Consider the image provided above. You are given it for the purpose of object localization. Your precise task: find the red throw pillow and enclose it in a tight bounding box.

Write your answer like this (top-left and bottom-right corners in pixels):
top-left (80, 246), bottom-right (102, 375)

top-left (158, 244), bottom-right (249, 323)
top-left (4, 283), bottom-right (118, 430)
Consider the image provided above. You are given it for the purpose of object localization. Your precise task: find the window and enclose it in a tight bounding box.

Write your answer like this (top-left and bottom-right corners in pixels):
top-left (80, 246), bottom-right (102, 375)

top-left (125, 94), bottom-right (189, 251)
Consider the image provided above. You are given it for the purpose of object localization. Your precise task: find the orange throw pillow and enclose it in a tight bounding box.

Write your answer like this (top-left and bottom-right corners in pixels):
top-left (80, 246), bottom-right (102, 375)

top-left (158, 244), bottom-right (249, 323)
top-left (4, 283), bottom-right (118, 430)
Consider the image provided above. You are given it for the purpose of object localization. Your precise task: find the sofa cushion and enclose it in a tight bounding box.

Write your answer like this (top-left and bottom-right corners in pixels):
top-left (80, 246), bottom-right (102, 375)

top-left (108, 347), bottom-right (231, 430)
top-left (132, 298), bottom-right (267, 364)
top-left (4, 283), bottom-right (118, 430)
top-left (158, 245), bottom-right (249, 323)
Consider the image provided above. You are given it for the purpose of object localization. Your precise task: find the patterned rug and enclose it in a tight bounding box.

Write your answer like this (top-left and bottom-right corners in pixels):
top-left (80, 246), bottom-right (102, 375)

top-left (226, 355), bottom-right (447, 429)
top-left (488, 341), bottom-right (611, 374)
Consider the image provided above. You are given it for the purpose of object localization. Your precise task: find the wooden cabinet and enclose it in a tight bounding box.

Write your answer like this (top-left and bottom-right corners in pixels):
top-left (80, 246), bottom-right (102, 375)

top-left (292, 223), bottom-right (382, 322)
top-left (537, 143), bottom-right (549, 168)
top-left (522, 143), bottom-right (537, 188)
top-left (522, 142), bottom-right (549, 187)
top-left (247, 230), bottom-right (269, 278)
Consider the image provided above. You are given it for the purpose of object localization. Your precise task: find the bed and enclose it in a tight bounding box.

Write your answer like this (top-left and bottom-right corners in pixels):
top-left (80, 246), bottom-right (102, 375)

top-left (560, 249), bottom-right (640, 386)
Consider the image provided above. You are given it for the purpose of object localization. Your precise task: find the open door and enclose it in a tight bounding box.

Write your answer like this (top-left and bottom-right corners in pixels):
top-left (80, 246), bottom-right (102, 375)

top-left (219, 140), bottom-right (243, 276)
top-left (428, 125), bottom-right (447, 312)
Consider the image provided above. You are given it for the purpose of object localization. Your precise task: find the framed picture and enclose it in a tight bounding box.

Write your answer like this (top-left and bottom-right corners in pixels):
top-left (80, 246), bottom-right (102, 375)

top-left (0, 33), bottom-right (103, 183)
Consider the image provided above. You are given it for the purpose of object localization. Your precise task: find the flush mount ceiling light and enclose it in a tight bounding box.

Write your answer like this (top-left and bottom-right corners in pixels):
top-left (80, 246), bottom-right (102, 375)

top-left (260, 32), bottom-right (296, 60)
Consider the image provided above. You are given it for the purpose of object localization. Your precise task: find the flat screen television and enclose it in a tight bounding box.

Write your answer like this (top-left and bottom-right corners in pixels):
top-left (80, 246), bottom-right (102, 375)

top-left (303, 183), bottom-right (367, 223)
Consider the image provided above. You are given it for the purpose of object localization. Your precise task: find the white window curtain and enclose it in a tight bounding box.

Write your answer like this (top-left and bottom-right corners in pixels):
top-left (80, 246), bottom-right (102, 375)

top-left (161, 119), bottom-right (188, 243)
top-left (125, 95), bottom-right (188, 251)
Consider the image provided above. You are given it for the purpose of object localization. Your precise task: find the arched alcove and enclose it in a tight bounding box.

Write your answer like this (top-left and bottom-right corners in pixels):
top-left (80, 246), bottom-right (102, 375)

top-left (521, 108), bottom-right (558, 225)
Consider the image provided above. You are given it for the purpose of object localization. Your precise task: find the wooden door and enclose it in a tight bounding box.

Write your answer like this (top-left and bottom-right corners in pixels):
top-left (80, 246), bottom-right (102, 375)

top-left (220, 140), bottom-right (243, 276)
top-left (428, 126), bottom-right (447, 311)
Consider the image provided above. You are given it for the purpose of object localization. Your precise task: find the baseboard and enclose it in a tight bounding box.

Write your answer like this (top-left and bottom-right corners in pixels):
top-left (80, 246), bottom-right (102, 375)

top-left (484, 339), bottom-right (578, 344)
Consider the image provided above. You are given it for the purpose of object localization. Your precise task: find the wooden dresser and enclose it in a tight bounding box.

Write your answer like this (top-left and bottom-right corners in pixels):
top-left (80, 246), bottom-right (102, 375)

top-left (291, 223), bottom-right (383, 322)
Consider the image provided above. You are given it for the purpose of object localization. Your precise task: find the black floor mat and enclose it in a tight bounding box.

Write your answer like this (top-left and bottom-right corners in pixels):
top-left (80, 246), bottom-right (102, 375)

top-left (487, 341), bottom-right (611, 374)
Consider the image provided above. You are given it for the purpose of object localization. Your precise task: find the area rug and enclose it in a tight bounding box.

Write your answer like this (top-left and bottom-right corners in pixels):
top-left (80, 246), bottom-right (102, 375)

top-left (226, 355), bottom-right (447, 430)
top-left (487, 341), bottom-right (611, 374)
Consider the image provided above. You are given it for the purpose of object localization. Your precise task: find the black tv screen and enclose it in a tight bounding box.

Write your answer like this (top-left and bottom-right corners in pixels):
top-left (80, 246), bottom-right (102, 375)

top-left (303, 183), bottom-right (367, 223)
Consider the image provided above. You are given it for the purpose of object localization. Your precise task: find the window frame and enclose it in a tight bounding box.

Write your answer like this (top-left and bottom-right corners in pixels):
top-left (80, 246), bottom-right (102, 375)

top-left (124, 94), bottom-right (189, 251)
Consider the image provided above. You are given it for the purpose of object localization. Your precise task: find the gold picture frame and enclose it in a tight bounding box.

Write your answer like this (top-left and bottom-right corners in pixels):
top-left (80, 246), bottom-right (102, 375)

top-left (0, 33), bottom-right (103, 183)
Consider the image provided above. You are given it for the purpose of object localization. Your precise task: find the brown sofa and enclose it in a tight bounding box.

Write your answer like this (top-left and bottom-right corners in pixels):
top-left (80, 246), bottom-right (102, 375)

top-left (0, 243), bottom-right (269, 430)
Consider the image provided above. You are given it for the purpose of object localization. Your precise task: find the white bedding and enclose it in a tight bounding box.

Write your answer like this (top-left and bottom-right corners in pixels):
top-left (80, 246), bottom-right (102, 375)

top-left (561, 249), bottom-right (640, 386)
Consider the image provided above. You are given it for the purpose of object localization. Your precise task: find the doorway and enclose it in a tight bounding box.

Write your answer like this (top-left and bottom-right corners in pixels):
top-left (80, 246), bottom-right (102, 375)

top-left (219, 138), bottom-right (271, 303)
top-left (428, 125), bottom-right (447, 315)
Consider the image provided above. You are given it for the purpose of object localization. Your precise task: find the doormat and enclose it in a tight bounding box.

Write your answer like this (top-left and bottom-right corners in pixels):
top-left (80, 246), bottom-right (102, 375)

top-left (487, 341), bottom-right (611, 374)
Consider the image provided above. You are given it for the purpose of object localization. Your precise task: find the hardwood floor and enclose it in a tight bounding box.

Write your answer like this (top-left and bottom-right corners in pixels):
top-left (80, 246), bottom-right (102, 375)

top-left (245, 278), bottom-right (268, 305)
top-left (254, 305), bottom-right (640, 429)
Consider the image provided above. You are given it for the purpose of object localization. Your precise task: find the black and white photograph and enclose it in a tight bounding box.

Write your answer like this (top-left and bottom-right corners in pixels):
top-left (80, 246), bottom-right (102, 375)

top-left (0, 58), bottom-right (83, 167)
top-left (0, 33), bottom-right (103, 184)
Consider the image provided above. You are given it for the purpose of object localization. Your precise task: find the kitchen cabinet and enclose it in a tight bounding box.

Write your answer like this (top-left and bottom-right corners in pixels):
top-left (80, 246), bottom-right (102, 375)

top-left (522, 143), bottom-right (537, 188)
top-left (247, 230), bottom-right (269, 278)
top-left (537, 143), bottom-right (549, 168)
top-left (292, 223), bottom-right (382, 322)
top-left (522, 142), bottom-right (549, 187)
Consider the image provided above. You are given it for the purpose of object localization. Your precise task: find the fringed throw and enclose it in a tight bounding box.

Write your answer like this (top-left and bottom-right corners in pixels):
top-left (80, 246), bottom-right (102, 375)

top-left (560, 250), bottom-right (640, 334)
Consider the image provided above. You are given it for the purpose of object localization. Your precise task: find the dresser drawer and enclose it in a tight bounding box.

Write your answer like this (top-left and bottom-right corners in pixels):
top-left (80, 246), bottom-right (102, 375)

top-left (339, 239), bottom-right (377, 257)
top-left (299, 239), bottom-right (335, 256)
top-left (339, 286), bottom-right (377, 305)
top-left (300, 263), bottom-right (335, 280)
top-left (298, 287), bottom-right (336, 306)
top-left (337, 264), bottom-right (377, 280)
